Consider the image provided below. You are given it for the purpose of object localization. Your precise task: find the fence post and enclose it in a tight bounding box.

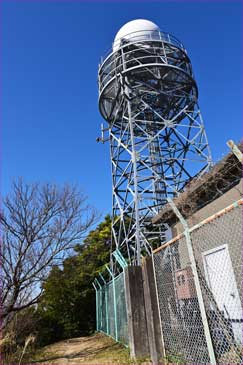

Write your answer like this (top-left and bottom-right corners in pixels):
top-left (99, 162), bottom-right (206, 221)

top-left (99, 273), bottom-right (109, 335)
top-left (167, 198), bottom-right (216, 365)
top-left (227, 139), bottom-right (243, 162)
top-left (106, 265), bottom-right (118, 341)
top-left (95, 278), bottom-right (102, 331)
top-left (92, 282), bottom-right (99, 331)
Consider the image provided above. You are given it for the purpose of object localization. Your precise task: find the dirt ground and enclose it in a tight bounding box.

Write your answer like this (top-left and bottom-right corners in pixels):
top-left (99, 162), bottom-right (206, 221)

top-left (29, 332), bottom-right (132, 364)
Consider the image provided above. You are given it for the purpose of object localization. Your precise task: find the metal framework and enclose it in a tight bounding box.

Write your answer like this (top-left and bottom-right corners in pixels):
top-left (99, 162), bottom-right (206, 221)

top-left (98, 30), bottom-right (212, 265)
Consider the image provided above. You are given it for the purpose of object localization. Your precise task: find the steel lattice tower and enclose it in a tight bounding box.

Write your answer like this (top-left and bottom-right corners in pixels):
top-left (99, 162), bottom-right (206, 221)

top-left (98, 20), bottom-right (212, 265)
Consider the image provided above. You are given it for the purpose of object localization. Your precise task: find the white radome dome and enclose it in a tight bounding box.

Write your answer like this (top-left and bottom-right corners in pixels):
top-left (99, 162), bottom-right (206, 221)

top-left (113, 19), bottom-right (160, 52)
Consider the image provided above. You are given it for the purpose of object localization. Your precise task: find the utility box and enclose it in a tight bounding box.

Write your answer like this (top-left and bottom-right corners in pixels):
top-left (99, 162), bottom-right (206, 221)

top-left (175, 267), bottom-right (196, 299)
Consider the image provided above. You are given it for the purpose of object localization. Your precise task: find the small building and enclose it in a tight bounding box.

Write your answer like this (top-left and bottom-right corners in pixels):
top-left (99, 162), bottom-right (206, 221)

top-left (151, 142), bottom-right (242, 362)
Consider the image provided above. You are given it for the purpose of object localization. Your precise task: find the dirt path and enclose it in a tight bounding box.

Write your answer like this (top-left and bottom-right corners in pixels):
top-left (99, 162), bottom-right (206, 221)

top-left (30, 333), bottom-right (131, 364)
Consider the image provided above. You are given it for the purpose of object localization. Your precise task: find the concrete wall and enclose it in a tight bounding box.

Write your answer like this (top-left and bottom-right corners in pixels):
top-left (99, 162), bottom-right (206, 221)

top-left (142, 256), bottom-right (164, 363)
top-left (124, 266), bottom-right (149, 359)
top-left (124, 262), bottom-right (165, 363)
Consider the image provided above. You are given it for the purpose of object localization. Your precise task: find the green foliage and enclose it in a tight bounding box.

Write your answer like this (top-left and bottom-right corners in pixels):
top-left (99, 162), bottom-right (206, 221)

top-left (36, 215), bottom-right (111, 346)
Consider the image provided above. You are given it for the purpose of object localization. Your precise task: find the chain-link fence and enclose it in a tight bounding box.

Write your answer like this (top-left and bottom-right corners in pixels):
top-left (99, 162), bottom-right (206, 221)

top-left (153, 200), bottom-right (242, 364)
top-left (94, 271), bottom-right (128, 346)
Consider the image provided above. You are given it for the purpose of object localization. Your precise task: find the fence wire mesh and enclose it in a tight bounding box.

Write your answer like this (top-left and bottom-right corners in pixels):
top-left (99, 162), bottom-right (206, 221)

top-left (153, 201), bottom-right (242, 364)
top-left (96, 271), bottom-right (128, 346)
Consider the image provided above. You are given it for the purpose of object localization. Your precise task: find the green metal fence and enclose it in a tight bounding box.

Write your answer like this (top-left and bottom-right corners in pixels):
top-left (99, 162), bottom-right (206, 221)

top-left (93, 250), bottom-right (129, 346)
top-left (94, 271), bottom-right (128, 345)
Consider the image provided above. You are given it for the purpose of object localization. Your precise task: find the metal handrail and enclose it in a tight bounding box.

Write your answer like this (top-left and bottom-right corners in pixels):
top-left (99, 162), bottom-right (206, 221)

top-left (98, 41), bottom-right (193, 95)
top-left (100, 30), bottom-right (185, 64)
top-left (99, 52), bottom-right (192, 92)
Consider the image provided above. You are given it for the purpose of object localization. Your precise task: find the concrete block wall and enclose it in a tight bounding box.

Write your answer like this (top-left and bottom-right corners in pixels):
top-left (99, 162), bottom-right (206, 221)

top-left (124, 260), bottom-right (164, 363)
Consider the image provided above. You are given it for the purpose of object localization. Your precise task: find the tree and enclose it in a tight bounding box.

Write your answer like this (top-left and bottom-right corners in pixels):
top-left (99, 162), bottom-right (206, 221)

top-left (0, 178), bottom-right (98, 327)
top-left (36, 215), bottom-right (111, 345)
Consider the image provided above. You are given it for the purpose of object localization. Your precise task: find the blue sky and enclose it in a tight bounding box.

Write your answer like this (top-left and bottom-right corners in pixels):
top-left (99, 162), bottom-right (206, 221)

top-left (1, 0), bottom-right (242, 217)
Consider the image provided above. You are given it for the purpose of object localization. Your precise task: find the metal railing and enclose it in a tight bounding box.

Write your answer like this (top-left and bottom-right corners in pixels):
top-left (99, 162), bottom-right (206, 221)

top-left (101, 30), bottom-right (185, 62)
top-left (98, 30), bottom-right (190, 97)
